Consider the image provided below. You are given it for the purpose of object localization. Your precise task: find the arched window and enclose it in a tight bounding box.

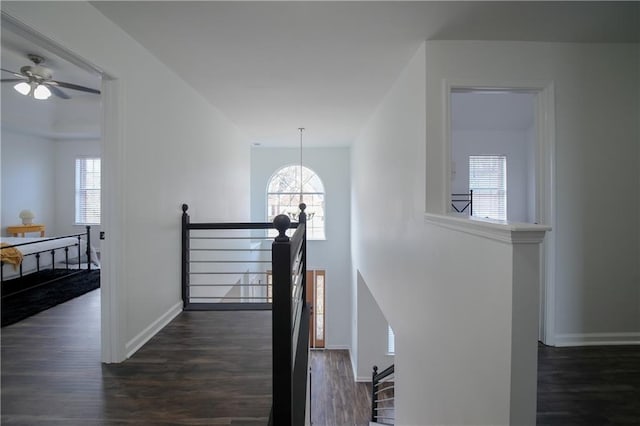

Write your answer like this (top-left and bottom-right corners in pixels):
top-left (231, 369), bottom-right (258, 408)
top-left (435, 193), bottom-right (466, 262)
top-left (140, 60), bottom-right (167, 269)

top-left (267, 165), bottom-right (325, 240)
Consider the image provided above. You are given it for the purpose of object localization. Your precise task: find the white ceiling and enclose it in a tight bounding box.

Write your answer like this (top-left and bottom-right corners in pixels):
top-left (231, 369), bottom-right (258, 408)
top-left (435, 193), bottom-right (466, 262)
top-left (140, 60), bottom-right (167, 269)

top-left (3, 2), bottom-right (639, 146)
top-left (90, 1), bottom-right (639, 147)
top-left (1, 21), bottom-right (102, 140)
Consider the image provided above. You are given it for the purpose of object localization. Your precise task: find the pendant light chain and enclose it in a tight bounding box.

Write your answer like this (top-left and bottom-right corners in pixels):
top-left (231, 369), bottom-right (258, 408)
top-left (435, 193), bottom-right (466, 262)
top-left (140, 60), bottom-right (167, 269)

top-left (298, 127), bottom-right (305, 204)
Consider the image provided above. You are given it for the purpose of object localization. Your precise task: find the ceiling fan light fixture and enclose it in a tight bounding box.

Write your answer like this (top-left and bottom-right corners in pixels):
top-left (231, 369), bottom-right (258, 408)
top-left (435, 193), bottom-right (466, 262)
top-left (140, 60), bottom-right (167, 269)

top-left (13, 81), bottom-right (31, 96)
top-left (33, 84), bottom-right (52, 100)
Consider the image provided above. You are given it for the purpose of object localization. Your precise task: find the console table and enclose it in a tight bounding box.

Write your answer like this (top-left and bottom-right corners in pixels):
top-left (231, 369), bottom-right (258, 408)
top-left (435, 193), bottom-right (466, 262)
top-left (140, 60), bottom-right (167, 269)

top-left (7, 224), bottom-right (46, 237)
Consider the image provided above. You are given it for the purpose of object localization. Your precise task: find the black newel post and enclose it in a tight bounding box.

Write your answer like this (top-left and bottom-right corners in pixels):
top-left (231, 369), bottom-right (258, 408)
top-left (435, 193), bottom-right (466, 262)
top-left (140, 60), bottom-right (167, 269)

top-left (272, 213), bottom-right (293, 426)
top-left (298, 202), bottom-right (307, 310)
top-left (371, 365), bottom-right (378, 422)
top-left (181, 204), bottom-right (190, 309)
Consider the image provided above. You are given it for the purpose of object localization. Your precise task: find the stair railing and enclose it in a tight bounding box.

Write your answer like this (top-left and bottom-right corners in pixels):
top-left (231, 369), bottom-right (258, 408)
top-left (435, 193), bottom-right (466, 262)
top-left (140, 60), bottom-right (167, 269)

top-left (181, 204), bottom-right (298, 310)
top-left (372, 364), bottom-right (395, 425)
top-left (269, 203), bottom-right (309, 426)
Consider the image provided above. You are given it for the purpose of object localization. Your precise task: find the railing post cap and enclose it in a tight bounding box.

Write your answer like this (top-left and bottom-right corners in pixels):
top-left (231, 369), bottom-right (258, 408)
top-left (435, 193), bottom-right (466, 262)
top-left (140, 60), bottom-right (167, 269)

top-left (273, 214), bottom-right (291, 241)
top-left (182, 204), bottom-right (189, 213)
top-left (299, 202), bottom-right (306, 212)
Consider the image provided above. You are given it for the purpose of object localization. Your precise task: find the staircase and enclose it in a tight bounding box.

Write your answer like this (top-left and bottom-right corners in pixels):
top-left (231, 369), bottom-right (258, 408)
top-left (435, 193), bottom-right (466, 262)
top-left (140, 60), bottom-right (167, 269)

top-left (371, 364), bottom-right (395, 425)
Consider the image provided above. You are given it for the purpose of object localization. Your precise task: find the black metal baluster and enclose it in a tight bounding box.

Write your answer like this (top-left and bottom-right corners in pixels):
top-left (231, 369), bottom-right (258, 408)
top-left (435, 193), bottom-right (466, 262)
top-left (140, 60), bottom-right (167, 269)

top-left (65, 247), bottom-right (70, 270)
top-left (371, 365), bottom-right (379, 422)
top-left (182, 204), bottom-right (190, 308)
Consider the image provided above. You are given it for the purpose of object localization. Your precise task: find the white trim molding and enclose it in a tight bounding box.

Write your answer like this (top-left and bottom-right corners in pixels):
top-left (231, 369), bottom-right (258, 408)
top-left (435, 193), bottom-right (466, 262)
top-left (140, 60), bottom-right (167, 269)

top-left (554, 332), bottom-right (640, 347)
top-left (325, 345), bottom-right (351, 351)
top-left (440, 78), bottom-right (557, 347)
top-left (125, 301), bottom-right (182, 359)
top-left (424, 213), bottom-right (550, 245)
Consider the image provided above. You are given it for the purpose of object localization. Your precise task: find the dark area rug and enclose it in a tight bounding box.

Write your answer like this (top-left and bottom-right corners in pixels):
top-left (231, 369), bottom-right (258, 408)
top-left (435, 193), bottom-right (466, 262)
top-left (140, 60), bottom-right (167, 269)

top-left (1, 269), bottom-right (100, 327)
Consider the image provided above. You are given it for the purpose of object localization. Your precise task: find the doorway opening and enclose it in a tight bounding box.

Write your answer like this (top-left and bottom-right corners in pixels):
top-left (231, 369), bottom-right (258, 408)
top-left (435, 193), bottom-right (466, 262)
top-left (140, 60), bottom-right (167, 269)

top-left (450, 90), bottom-right (537, 222)
top-left (307, 269), bottom-right (326, 349)
top-left (447, 84), bottom-right (556, 345)
top-left (1, 13), bottom-right (120, 360)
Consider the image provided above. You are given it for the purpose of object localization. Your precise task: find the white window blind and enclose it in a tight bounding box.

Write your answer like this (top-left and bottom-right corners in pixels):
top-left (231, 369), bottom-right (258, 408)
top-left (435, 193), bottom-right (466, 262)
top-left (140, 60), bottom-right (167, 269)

top-left (75, 158), bottom-right (101, 224)
top-left (388, 325), bottom-right (395, 354)
top-left (469, 155), bottom-right (507, 220)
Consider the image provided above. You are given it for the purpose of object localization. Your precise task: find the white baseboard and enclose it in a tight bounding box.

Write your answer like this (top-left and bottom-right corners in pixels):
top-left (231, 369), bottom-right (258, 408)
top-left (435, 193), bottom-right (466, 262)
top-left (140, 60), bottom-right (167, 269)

top-left (125, 301), bottom-right (182, 358)
top-left (325, 344), bottom-right (351, 350)
top-left (554, 332), bottom-right (640, 347)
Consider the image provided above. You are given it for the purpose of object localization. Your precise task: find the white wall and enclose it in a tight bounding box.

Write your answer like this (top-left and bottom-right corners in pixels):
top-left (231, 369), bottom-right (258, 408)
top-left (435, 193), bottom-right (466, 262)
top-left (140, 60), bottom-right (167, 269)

top-left (0, 132), bottom-right (102, 247)
top-left (54, 139), bottom-right (102, 249)
top-left (425, 41), bottom-right (640, 344)
top-left (451, 129), bottom-right (533, 222)
top-left (251, 147), bottom-right (351, 349)
top-left (526, 125), bottom-right (536, 223)
top-left (355, 271), bottom-right (394, 381)
top-left (352, 41), bottom-right (544, 425)
top-left (2, 2), bottom-right (251, 360)
top-left (1, 129), bottom-right (55, 233)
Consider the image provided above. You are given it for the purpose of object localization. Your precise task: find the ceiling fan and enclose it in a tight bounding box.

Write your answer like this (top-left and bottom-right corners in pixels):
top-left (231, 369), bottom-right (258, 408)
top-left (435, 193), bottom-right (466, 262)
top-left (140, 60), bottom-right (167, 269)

top-left (1, 54), bottom-right (100, 100)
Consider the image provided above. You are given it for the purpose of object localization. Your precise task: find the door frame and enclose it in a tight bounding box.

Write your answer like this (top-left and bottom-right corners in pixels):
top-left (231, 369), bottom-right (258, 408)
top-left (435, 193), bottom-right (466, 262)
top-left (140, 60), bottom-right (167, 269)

top-left (443, 79), bottom-right (557, 345)
top-left (1, 11), bottom-right (126, 361)
top-left (306, 269), bottom-right (326, 349)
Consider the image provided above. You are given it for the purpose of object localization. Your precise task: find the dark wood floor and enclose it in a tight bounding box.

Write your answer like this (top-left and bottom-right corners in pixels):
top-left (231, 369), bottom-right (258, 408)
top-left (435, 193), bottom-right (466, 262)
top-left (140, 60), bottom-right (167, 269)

top-left (309, 350), bottom-right (371, 426)
top-left (2, 289), bottom-right (272, 425)
top-left (537, 343), bottom-right (640, 425)
top-left (3, 291), bottom-right (640, 425)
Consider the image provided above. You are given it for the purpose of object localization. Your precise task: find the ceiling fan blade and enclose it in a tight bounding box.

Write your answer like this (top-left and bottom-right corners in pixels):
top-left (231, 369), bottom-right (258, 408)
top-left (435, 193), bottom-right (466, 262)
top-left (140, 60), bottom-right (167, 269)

top-left (1, 79), bottom-right (26, 83)
top-left (1, 68), bottom-right (26, 78)
top-left (46, 84), bottom-right (71, 100)
top-left (48, 79), bottom-right (100, 95)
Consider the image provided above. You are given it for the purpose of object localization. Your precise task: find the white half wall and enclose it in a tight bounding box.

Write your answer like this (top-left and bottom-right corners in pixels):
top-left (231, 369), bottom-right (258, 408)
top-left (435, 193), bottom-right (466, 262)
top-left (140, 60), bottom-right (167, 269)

top-left (2, 2), bottom-right (251, 361)
top-left (425, 40), bottom-right (640, 343)
top-left (352, 41), bottom-right (548, 425)
top-left (1, 129), bottom-right (55, 234)
top-left (250, 147), bottom-right (351, 349)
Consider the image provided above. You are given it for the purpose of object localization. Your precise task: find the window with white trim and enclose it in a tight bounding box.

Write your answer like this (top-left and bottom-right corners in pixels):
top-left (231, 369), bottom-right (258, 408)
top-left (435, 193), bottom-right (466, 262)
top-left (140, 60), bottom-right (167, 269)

top-left (75, 158), bottom-right (101, 225)
top-left (388, 325), bottom-right (395, 354)
top-left (267, 165), bottom-right (325, 240)
top-left (469, 155), bottom-right (507, 220)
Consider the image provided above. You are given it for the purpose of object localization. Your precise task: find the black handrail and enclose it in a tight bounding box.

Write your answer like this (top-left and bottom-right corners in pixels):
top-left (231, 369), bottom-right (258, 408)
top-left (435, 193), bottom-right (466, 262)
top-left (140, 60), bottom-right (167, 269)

top-left (180, 204), bottom-right (298, 310)
top-left (270, 203), bottom-right (309, 426)
top-left (372, 364), bottom-right (395, 424)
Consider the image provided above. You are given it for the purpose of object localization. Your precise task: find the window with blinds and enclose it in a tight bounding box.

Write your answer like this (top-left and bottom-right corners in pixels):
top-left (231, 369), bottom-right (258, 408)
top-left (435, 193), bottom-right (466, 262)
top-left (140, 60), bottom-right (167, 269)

top-left (469, 155), bottom-right (507, 220)
top-left (75, 158), bottom-right (101, 224)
